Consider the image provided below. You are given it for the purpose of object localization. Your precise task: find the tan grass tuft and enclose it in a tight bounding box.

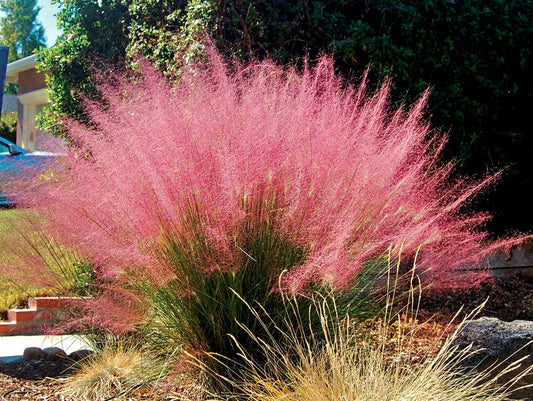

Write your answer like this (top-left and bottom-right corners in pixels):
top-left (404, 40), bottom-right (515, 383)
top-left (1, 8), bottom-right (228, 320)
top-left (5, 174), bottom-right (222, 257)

top-left (63, 343), bottom-right (162, 401)
top-left (218, 289), bottom-right (532, 401)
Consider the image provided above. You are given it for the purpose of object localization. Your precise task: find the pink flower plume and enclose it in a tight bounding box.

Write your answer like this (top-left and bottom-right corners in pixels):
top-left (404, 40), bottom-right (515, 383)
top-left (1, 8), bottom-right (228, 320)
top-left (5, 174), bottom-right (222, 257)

top-left (29, 49), bottom-right (524, 322)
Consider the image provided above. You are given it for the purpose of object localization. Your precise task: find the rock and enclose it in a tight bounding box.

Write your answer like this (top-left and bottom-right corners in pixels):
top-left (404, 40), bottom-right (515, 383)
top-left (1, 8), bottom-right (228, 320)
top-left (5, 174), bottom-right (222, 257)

top-left (42, 347), bottom-right (67, 360)
top-left (68, 349), bottom-right (94, 361)
top-left (454, 317), bottom-right (533, 364)
top-left (23, 347), bottom-right (45, 360)
top-left (453, 317), bottom-right (533, 399)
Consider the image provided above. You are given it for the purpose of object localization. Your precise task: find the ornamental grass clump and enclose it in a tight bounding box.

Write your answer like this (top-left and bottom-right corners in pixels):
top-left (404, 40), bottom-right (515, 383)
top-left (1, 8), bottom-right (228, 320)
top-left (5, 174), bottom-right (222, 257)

top-left (29, 49), bottom-right (518, 378)
top-left (218, 292), bottom-right (532, 401)
top-left (63, 340), bottom-right (164, 401)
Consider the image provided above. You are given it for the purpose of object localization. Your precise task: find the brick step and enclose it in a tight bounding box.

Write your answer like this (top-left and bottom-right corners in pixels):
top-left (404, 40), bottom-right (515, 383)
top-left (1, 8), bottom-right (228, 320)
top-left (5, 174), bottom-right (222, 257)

top-left (0, 321), bottom-right (38, 335)
top-left (0, 297), bottom-right (86, 336)
top-left (7, 309), bottom-right (36, 323)
top-left (0, 321), bottom-right (22, 335)
top-left (28, 296), bottom-right (86, 310)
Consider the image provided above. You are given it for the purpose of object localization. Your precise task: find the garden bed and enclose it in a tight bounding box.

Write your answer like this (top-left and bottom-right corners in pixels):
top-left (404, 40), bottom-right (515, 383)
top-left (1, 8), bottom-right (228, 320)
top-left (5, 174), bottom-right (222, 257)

top-left (1, 275), bottom-right (531, 400)
top-left (418, 275), bottom-right (533, 323)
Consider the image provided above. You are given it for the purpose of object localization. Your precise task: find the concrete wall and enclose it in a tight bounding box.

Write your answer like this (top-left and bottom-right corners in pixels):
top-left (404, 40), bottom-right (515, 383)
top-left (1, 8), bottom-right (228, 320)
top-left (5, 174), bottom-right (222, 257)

top-left (488, 239), bottom-right (533, 278)
top-left (1, 93), bottom-right (17, 113)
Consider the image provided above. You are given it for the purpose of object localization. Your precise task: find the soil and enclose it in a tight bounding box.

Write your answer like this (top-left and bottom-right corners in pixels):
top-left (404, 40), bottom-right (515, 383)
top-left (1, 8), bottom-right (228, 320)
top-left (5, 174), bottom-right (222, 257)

top-left (1, 275), bottom-right (532, 400)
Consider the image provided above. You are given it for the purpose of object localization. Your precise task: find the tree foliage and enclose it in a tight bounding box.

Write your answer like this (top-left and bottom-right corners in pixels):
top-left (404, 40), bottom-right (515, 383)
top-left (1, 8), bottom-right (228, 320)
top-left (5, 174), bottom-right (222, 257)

top-left (0, 0), bottom-right (46, 61)
top-left (38, 0), bottom-right (533, 233)
top-left (0, 111), bottom-right (16, 142)
top-left (38, 0), bottom-right (129, 137)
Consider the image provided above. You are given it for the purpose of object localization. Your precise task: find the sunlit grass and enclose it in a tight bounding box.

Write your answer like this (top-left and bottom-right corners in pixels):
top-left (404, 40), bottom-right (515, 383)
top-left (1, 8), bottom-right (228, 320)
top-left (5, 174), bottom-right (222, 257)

top-left (63, 337), bottom-right (167, 401)
top-left (0, 208), bottom-right (28, 262)
top-left (206, 291), bottom-right (532, 401)
top-left (0, 209), bottom-right (43, 312)
top-left (0, 208), bottom-right (89, 314)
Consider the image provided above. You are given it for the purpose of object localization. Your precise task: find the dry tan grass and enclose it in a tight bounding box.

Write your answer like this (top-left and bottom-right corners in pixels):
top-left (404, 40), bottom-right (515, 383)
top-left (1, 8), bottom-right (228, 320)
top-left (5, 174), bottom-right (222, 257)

top-left (213, 292), bottom-right (532, 401)
top-left (63, 343), bottom-right (164, 401)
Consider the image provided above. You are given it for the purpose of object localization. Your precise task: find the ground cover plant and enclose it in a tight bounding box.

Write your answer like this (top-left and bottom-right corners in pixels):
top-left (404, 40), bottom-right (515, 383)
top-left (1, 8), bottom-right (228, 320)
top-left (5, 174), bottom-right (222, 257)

top-left (26, 48), bottom-right (525, 392)
top-left (0, 209), bottom-right (23, 311)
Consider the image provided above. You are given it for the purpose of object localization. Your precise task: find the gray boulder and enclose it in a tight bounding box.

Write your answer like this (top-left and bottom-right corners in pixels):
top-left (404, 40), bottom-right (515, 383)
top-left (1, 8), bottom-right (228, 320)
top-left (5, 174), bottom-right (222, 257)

top-left (453, 317), bottom-right (533, 399)
top-left (23, 347), bottom-right (45, 361)
top-left (42, 347), bottom-right (68, 360)
top-left (68, 349), bottom-right (94, 362)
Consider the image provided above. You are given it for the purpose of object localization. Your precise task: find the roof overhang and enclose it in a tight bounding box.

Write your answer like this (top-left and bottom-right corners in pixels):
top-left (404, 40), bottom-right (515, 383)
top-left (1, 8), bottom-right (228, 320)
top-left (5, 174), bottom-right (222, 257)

top-left (5, 54), bottom-right (38, 84)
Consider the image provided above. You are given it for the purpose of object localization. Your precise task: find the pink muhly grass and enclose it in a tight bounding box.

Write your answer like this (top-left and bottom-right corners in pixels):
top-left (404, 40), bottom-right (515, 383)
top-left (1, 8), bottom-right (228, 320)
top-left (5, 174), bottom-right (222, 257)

top-left (30, 50), bottom-right (517, 306)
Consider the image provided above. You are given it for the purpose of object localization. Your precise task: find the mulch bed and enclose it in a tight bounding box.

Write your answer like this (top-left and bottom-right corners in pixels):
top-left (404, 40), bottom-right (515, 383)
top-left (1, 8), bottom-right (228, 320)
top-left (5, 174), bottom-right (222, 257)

top-left (1, 274), bottom-right (532, 400)
top-left (0, 359), bottom-right (72, 401)
top-left (0, 357), bottom-right (168, 400)
top-left (418, 274), bottom-right (533, 323)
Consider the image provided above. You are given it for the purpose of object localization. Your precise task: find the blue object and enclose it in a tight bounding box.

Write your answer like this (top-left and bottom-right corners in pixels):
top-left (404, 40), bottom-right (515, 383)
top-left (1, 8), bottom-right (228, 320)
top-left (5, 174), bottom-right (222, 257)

top-left (0, 46), bottom-right (8, 115)
top-left (0, 137), bottom-right (59, 206)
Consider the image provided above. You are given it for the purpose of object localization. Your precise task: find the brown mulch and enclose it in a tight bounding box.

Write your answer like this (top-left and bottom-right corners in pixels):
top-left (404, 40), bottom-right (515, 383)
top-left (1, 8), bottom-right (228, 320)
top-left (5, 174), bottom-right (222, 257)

top-left (0, 359), bottom-right (73, 401)
top-left (417, 274), bottom-right (533, 323)
top-left (1, 275), bottom-right (532, 400)
top-left (0, 358), bottom-right (174, 400)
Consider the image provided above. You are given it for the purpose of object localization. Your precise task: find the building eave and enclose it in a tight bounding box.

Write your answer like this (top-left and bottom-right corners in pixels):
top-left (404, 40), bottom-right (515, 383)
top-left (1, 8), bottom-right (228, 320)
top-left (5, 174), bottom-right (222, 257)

top-left (5, 54), bottom-right (38, 84)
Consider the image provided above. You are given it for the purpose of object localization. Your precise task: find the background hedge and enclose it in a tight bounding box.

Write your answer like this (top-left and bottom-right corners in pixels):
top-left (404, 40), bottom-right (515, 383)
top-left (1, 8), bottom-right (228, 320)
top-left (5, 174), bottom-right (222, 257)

top-left (39, 0), bottom-right (533, 235)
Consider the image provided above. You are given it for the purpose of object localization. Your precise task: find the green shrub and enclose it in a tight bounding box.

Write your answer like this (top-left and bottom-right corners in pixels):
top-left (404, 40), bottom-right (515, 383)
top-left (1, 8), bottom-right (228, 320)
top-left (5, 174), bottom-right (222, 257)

top-left (40, 0), bottom-right (533, 233)
top-left (142, 192), bottom-right (387, 386)
top-left (0, 111), bottom-right (17, 143)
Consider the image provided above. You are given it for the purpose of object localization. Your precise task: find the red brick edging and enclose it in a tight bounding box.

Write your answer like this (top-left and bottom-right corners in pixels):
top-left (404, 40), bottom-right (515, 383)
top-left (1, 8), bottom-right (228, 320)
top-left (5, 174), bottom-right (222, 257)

top-left (0, 297), bottom-right (85, 335)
